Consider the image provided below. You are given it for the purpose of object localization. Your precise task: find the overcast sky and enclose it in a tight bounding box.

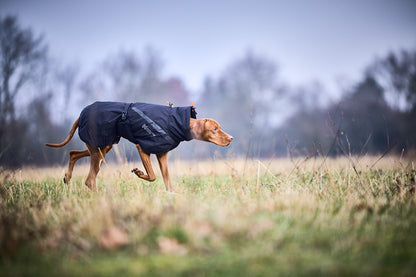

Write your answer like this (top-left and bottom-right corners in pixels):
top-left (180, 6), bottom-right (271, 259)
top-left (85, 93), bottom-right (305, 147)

top-left (1, 0), bottom-right (416, 93)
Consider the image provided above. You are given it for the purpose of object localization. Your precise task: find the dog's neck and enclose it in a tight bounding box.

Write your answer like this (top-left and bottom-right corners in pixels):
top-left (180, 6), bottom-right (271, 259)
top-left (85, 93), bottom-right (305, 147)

top-left (189, 118), bottom-right (204, 140)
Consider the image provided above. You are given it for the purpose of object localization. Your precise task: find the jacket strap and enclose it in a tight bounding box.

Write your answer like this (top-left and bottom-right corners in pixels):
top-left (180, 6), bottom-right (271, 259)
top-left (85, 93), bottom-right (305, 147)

top-left (121, 103), bottom-right (133, 121)
top-left (131, 106), bottom-right (175, 145)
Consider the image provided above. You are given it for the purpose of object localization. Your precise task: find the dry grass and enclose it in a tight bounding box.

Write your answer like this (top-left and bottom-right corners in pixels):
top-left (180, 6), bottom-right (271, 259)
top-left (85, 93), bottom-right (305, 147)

top-left (9, 155), bottom-right (408, 181)
top-left (1, 156), bottom-right (416, 276)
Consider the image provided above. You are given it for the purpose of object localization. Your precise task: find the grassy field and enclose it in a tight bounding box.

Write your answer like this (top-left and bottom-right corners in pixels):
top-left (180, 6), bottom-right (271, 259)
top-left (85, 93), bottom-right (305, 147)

top-left (1, 156), bottom-right (416, 276)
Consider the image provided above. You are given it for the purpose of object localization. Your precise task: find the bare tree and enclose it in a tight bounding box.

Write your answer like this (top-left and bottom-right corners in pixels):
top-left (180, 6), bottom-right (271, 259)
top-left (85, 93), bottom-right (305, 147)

top-left (55, 62), bottom-right (78, 116)
top-left (80, 47), bottom-right (190, 106)
top-left (197, 51), bottom-right (284, 157)
top-left (0, 15), bottom-right (47, 130)
top-left (368, 49), bottom-right (416, 111)
top-left (203, 51), bottom-right (280, 126)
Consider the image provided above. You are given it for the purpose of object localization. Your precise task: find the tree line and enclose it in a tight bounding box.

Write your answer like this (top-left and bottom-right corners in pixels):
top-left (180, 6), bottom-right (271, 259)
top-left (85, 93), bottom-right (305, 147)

top-left (1, 15), bottom-right (415, 167)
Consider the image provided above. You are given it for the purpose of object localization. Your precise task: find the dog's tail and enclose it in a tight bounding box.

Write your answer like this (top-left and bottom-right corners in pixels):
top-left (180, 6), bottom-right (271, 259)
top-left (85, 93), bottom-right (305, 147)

top-left (45, 118), bottom-right (79, 148)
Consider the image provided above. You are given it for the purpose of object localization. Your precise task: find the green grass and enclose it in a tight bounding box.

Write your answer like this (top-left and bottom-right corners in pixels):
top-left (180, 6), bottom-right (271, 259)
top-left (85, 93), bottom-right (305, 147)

top-left (1, 157), bottom-right (416, 276)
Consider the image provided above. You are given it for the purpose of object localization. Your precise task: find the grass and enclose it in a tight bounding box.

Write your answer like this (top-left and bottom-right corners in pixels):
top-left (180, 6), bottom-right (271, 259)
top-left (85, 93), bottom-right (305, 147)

top-left (1, 156), bottom-right (416, 276)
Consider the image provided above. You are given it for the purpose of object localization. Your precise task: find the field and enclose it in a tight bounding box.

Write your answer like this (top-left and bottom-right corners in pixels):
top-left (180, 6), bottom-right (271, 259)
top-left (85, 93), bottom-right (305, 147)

top-left (1, 156), bottom-right (416, 276)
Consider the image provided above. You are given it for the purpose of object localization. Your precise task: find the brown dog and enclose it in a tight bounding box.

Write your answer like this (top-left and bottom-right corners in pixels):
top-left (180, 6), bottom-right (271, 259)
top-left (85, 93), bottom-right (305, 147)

top-left (46, 102), bottom-right (233, 191)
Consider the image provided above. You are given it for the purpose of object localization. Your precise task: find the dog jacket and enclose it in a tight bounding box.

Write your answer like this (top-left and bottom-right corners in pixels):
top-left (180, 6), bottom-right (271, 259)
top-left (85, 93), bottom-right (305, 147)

top-left (78, 101), bottom-right (197, 154)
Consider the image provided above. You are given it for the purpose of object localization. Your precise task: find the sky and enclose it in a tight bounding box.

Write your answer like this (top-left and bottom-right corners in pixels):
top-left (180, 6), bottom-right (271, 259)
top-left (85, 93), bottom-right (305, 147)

top-left (1, 0), bottom-right (416, 94)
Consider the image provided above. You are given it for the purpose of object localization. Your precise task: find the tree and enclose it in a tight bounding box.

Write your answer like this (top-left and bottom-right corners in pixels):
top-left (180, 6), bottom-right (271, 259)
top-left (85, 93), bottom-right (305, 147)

top-left (277, 76), bottom-right (403, 157)
top-left (368, 49), bottom-right (416, 152)
top-left (198, 51), bottom-right (283, 157)
top-left (55, 62), bottom-right (79, 120)
top-left (333, 76), bottom-right (400, 154)
top-left (79, 48), bottom-right (190, 106)
top-left (0, 15), bottom-right (47, 125)
top-left (0, 15), bottom-right (48, 163)
top-left (368, 49), bottom-right (416, 111)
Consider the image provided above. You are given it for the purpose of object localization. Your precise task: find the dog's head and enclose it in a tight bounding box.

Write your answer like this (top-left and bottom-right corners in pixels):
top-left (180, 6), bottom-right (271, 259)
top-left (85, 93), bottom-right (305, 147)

top-left (191, 118), bottom-right (233, 146)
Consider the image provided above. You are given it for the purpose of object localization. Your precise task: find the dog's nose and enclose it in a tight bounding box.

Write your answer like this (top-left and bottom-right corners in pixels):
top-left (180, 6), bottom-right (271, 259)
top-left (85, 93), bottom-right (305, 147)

top-left (228, 135), bottom-right (233, 142)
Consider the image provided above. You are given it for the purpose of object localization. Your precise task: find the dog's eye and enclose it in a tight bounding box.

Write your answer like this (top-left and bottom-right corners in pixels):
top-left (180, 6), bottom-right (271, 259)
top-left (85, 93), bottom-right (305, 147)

top-left (213, 127), bottom-right (218, 132)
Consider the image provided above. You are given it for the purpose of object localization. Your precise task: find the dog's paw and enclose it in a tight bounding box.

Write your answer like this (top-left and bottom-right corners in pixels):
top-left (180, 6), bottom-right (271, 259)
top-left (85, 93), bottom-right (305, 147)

top-left (132, 168), bottom-right (144, 176)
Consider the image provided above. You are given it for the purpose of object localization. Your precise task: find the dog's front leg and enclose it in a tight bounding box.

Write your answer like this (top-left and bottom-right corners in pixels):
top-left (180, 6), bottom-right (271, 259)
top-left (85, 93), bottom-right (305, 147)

top-left (156, 152), bottom-right (174, 192)
top-left (132, 144), bottom-right (156, 182)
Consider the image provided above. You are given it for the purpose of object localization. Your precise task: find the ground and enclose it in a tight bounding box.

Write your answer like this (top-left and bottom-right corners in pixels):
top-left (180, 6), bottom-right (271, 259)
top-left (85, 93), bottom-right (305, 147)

top-left (1, 157), bottom-right (416, 276)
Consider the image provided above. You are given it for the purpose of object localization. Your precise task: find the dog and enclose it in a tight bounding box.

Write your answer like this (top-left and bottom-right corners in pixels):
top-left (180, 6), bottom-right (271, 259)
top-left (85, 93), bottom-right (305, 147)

top-left (45, 101), bottom-right (233, 191)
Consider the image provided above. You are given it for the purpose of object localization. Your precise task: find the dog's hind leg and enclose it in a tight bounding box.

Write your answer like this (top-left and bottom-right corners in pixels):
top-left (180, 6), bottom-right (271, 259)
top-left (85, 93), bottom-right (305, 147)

top-left (64, 144), bottom-right (113, 184)
top-left (156, 152), bottom-right (174, 192)
top-left (132, 144), bottom-right (156, 182)
top-left (64, 150), bottom-right (90, 183)
top-left (85, 144), bottom-right (112, 191)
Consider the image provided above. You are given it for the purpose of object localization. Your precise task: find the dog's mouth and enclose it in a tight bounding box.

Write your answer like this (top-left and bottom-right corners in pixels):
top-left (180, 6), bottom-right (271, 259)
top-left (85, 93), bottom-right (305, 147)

top-left (223, 141), bottom-right (232, 147)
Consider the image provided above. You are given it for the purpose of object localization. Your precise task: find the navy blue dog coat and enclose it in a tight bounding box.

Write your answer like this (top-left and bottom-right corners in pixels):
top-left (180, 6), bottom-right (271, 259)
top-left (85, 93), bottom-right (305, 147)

top-left (78, 101), bottom-right (197, 154)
